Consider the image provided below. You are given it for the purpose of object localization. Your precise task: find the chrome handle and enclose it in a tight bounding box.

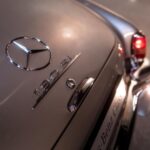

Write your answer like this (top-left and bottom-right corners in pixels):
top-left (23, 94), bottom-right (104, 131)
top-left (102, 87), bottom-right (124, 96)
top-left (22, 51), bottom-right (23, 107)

top-left (67, 77), bottom-right (95, 112)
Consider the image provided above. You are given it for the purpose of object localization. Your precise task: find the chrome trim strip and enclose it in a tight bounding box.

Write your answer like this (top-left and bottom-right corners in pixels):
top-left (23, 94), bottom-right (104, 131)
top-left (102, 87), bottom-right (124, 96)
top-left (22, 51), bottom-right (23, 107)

top-left (91, 79), bottom-right (127, 150)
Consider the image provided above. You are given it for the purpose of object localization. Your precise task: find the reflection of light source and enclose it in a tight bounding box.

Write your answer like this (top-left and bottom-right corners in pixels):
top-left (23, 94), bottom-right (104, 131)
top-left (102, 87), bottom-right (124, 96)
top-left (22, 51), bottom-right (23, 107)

top-left (145, 85), bottom-right (150, 95)
top-left (62, 28), bottom-right (74, 39)
top-left (116, 79), bottom-right (126, 98)
top-left (129, 0), bottom-right (137, 3)
top-left (124, 32), bottom-right (134, 38)
top-left (13, 41), bottom-right (29, 53)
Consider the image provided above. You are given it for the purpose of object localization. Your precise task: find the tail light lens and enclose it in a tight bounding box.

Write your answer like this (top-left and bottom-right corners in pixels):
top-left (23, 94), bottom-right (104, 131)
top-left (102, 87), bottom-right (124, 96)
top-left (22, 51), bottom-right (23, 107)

top-left (132, 32), bottom-right (146, 59)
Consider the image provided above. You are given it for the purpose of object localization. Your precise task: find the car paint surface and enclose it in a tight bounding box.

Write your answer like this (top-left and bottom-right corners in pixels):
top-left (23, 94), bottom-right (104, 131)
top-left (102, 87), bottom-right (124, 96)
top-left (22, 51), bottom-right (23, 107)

top-left (77, 0), bottom-right (139, 57)
top-left (0, 0), bottom-right (124, 150)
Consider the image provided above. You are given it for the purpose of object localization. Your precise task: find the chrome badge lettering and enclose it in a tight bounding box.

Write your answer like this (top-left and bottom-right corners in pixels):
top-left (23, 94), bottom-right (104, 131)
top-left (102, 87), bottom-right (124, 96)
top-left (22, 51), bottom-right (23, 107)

top-left (6, 36), bottom-right (51, 71)
top-left (91, 79), bottom-right (126, 150)
top-left (33, 53), bottom-right (81, 109)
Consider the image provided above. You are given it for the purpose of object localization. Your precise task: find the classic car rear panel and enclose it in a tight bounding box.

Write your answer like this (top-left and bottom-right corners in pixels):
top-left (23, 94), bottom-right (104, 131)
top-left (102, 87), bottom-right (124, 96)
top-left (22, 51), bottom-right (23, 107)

top-left (53, 45), bottom-right (126, 150)
top-left (0, 0), bottom-right (124, 150)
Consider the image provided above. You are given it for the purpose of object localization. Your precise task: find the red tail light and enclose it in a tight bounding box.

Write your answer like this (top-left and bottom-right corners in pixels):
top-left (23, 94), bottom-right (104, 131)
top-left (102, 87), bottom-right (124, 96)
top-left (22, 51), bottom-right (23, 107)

top-left (132, 33), bottom-right (146, 59)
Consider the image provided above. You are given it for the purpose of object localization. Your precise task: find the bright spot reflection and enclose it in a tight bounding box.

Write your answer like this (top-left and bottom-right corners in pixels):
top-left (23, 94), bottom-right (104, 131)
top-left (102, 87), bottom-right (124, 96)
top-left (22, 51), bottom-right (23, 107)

top-left (133, 93), bottom-right (139, 111)
top-left (135, 39), bottom-right (143, 49)
top-left (145, 85), bottom-right (150, 96)
top-left (133, 90), bottom-right (142, 111)
top-left (136, 88), bottom-right (150, 117)
top-left (13, 41), bottom-right (29, 53)
top-left (129, 0), bottom-right (137, 3)
top-left (116, 79), bottom-right (126, 98)
top-left (124, 32), bottom-right (134, 38)
top-left (62, 28), bottom-right (74, 39)
top-left (143, 58), bottom-right (150, 66)
top-left (138, 110), bottom-right (145, 117)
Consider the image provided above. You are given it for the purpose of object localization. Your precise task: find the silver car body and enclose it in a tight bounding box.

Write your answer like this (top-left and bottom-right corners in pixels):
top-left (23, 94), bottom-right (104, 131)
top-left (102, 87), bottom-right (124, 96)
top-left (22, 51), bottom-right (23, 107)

top-left (78, 0), bottom-right (139, 57)
top-left (0, 0), bottom-right (140, 150)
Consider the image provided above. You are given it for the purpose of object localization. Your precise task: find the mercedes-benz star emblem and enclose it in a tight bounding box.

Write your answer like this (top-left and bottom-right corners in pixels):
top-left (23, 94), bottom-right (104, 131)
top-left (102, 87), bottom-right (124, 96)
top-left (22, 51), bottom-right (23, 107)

top-left (6, 36), bottom-right (51, 71)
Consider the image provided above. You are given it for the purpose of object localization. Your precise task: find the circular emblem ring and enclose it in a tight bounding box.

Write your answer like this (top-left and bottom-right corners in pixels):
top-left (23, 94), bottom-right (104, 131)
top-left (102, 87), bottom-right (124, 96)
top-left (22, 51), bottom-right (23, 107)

top-left (6, 36), bottom-right (51, 71)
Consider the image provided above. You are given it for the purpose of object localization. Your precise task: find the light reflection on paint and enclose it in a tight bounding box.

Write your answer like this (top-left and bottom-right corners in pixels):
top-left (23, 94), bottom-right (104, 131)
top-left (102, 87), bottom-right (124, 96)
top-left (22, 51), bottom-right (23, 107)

top-left (129, 0), bottom-right (137, 3)
top-left (116, 79), bottom-right (126, 98)
top-left (136, 87), bottom-right (150, 117)
top-left (138, 110), bottom-right (145, 117)
top-left (133, 95), bottom-right (138, 112)
top-left (145, 85), bottom-right (150, 96)
top-left (133, 90), bottom-right (142, 111)
top-left (124, 32), bottom-right (134, 38)
top-left (62, 27), bottom-right (74, 39)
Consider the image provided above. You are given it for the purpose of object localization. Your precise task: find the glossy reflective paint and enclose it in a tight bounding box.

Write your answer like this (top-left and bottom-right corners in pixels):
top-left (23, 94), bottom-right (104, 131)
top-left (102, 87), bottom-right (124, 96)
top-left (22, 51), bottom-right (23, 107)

top-left (0, 0), bottom-right (120, 150)
top-left (77, 0), bottom-right (139, 57)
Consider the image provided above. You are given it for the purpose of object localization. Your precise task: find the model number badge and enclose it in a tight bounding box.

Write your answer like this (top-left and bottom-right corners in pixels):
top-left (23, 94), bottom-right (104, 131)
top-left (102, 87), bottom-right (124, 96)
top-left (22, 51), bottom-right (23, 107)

top-left (33, 53), bottom-right (81, 109)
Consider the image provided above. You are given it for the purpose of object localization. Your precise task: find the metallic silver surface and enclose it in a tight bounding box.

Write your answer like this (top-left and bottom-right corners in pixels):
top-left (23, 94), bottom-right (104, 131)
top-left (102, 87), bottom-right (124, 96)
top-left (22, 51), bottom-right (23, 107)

top-left (92, 1), bottom-right (150, 149)
top-left (54, 46), bottom-right (124, 150)
top-left (67, 77), bottom-right (94, 112)
top-left (95, 0), bottom-right (150, 59)
top-left (77, 0), bottom-right (139, 57)
top-left (91, 79), bottom-right (127, 150)
top-left (66, 78), bottom-right (76, 89)
top-left (0, 1), bottom-right (116, 147)
top-left (33, 53), bottom-right (81, 109)
top-left (6, 37), bottom-right (51, 71)
top-left (0, 0), bottom-right (128, 149)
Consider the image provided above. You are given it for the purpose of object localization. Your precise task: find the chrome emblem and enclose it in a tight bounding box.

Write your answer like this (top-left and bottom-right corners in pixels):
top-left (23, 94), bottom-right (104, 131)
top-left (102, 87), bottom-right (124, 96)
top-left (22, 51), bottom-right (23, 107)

top-left (66, 78), bottom-right (76, 89)
top-left (6, 37), bottom-right (51, 71)
top-left (33, 53), bottom-right (81, 109)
